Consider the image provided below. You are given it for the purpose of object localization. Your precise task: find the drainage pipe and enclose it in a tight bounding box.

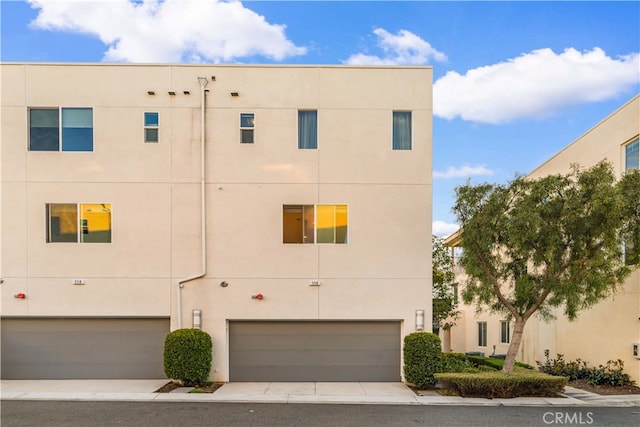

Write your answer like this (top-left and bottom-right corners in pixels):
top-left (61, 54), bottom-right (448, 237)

top-left (176, 76), bottom-right (209, 329)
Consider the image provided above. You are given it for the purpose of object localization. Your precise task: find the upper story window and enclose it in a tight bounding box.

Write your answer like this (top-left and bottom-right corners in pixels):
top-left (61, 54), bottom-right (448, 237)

top-left (283, 204), bottom-right (347, 244)
top-left (625, 138), bottom-right (639, 172)
top-left (29, 107), bottom-right (93, 151)
top-left (240, 113), bottom-right (255, 144)
top-left (47, 203), bottom-right (111, 243)
top-left (298, 110), bottom-right (317, 149)
top-left (144, 112), bottom-right (159, 143)
top-left (392, 111), bottom-right (412, 150)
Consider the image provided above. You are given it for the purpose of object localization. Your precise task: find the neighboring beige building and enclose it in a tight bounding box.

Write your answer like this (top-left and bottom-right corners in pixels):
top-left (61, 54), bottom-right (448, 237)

top-left (445, 95), bottom-right (640, 384)
top-left (1, 63), bottom-right (433, 382)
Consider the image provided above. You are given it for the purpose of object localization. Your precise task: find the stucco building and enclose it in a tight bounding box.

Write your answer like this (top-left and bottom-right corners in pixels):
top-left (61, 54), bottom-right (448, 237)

top-left (1, 63), bottom-right (433, 382)
top-left (445, 94), bottom-right (640, 383)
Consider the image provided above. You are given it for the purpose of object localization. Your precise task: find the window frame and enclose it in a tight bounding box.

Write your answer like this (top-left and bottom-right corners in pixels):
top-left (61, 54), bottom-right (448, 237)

top-left (282, 204), bottom-right (348, 244)
top-left (500, 320), bottom-right (511, 344)
top-left (29, 107), bottom-right (94, 152)
top-left (625, 138), bottom-right (639, 172)
top-left (298, 110), bottom-right (318, 149)
top-left (477, 321), bottom-right (487, 347)
top-left (46, 203), bottom-right (112, 243)
top-left (392, 110), bottom-right (412, 150)
top-left (144, 112), bottom-right (159, 143)
top-left (240, 112), bottom-right (255, 144)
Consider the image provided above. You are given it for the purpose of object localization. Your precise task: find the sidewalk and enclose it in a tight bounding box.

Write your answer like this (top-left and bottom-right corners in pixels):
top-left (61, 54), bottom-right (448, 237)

top-left (2, 380), bottom-right (639, 407)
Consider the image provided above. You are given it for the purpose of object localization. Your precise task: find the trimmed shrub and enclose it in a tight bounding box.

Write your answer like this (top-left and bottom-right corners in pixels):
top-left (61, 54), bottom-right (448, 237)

top-left (441, 353), bottom-right (480, 373)
top-left (163, 328), bottom-right (212, 386)
top-left (403, 332), bottom-right (442, 388)
top-left (467, 355), bottom-right (502, 370)
top-left (435, 369), bottom-right (567, 398)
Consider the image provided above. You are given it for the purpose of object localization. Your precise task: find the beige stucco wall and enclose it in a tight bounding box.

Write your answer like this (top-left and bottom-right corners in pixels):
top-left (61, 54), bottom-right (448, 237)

top-left (524, 95), bottom-right (640, 383)
top-left (447, 95), bottom-right (640, 383)
top-left (1, 63), bottom-right (433, 381)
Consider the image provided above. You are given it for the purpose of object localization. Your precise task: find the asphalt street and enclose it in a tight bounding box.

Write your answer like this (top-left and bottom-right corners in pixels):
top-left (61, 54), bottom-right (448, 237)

top-left (2, 401), bottom-right (639, 427)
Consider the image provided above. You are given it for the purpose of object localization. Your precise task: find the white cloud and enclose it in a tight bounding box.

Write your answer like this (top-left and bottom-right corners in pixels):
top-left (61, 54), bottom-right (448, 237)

top-left (433, 221), bottom-right (459, 238)
top-left (28, 0), bottom-right (306, 63)
top-left (434, 47), bottom-right (640, 124)
top-left (434, 165), bottom-right (495, 179)
top-left (344, 28), bottom-right (447, 65)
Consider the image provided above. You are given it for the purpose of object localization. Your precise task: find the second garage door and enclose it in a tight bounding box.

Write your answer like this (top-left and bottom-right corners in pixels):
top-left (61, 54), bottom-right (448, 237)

top-left (229, 321), bottom-right (401, 382)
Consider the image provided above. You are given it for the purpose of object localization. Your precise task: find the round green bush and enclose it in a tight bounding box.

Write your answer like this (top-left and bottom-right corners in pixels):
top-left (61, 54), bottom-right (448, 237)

top-left (403, 332), bottom-right (442, 388)
top-left (163, 328), bottom-right (212, 386)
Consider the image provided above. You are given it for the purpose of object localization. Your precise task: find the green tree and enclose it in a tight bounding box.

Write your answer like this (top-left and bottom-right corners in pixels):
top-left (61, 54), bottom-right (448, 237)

top-left (432, 235), bottom-right (460, 336)
top-left (452, 162), bottom-right (639, 374)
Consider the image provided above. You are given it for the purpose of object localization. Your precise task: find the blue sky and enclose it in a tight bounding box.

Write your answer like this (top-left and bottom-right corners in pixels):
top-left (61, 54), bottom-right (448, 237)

top-left (2, 0), bottom-right (639, 236)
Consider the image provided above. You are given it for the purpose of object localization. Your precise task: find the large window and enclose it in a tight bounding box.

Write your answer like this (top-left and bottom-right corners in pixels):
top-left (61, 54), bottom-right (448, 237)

top-left (47, 203), bottom-right (111, 243)
top-left (477, 322), bottom-right (487, 347)
top-left (29, 108), bottom-right (93, 151)
top-left (500, 321), bottom-right (511, 344)
top-left (624, 138), bottom-right (638, 264)
top-left (240, 113), bottom-right (255, 144)
top-left (283, 204), bottom-right (347, 244)
top-left (626, 138), bottom-right (639, 172)
top-left (392, 111), bottom-right (411, 150)
top-left (298, 110), bottom-right (317, 149)
top-left (144, 112), bottom-right (159, 143)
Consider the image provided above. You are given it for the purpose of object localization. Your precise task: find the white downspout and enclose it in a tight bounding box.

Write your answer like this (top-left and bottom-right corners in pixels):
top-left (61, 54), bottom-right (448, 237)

top-left (176, 76), bottom-right (209, 329)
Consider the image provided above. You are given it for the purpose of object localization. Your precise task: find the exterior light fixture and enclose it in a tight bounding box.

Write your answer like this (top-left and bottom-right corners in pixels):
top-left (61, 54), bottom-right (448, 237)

top-left (415, 309), bottom-right (425, 331)
top-left (147, 91), bottom-right (155, 95)
top-left (230, 92), bottom-right (239, 97)
top-left (220, 281), bottom-right (229, 287)
top-left (192, 309), bottom-right (202, 329)
top-left (183, 90), bottom-right (191, 95)
top-left (14, 293), bottom-right (26, 299)
top-left (168, 91), bottom-right (176, 96)
top-left (251, 293), bottom-right (264, 300)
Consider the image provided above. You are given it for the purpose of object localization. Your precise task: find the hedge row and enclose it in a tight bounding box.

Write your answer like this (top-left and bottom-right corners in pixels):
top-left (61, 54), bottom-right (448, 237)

top-left (435, 370), bottom-right (568, 398)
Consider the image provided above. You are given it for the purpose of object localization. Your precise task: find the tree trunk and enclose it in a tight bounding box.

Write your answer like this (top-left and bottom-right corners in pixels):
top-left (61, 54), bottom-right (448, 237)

top-left (501, 316), bottom-right (527, 374)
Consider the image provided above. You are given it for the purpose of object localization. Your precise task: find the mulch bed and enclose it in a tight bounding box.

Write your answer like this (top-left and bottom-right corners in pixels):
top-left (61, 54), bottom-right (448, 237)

top-left (155, 382), bottom-right (224, 393)
top-left (569, 380), bottom-right (640, 395)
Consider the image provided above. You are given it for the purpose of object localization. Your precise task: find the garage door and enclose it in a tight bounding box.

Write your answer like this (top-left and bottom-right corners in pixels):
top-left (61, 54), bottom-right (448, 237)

top-left (229, 321), bottom-right (401, 382)
top-left (1, 318), bottom-right (169, 379)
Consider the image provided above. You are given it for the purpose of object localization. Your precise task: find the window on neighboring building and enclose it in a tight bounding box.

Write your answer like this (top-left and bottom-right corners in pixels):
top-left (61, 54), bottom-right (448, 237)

top-left (624, 239), bottom-right (638, 266)
top-left (452, 283), bottom-right (459, 305)
top-left (47, 203), bottom-right (111, 243)
top-left (392, 111), bottom-right (411, 150)
top-left (478, 322), bottom-right (487, 347)
top-left (144, 112), bottom-right (159, 143)
top-left (298, 110), bottom-right (317, 149)
top-left (623, 138), bottom-right (639, 264)
top-left (29, 108), bottom-right (93, 151)
top-left (625, 138), bottom-right (639, 172)
top-left (283, 204), bottom-right (347, 244)
top-left (500, 320), bottom-right (511, 344)
top-left (240, 113), bottom-right (255, 144)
